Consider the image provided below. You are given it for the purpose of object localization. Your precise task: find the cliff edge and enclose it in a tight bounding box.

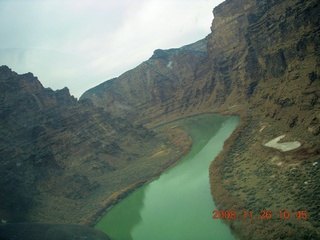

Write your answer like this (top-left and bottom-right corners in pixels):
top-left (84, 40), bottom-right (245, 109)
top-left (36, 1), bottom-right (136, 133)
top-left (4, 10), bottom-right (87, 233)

top-left (0, 66), bottom-right (190, 225)
top-left (1, 0), bottom-right (319, 238)
top-left (81, 0), bottom-right (320, 238)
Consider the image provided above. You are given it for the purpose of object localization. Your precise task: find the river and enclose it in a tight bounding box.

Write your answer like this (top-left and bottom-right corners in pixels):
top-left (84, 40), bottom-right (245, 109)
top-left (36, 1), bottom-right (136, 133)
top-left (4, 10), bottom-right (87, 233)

top-left (95, 114), bottom-right (239, 240)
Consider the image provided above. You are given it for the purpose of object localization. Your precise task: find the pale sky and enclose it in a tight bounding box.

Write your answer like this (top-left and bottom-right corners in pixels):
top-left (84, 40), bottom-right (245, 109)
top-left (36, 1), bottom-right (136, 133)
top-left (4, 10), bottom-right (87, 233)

top-left (0, 0), bottom-right (224, 98)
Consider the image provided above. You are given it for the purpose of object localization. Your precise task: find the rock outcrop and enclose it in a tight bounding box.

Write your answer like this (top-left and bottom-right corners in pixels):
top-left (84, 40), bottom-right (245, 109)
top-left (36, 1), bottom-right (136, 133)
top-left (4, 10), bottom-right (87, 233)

top-left (1, 0), bottom-right (319, 238)
top-left (80, 39), bottom-right (209, 126)
top-left (81, 0), bottom-right (320, 238)
top-left (206, 0), bottom-right (320, 238)
top-left (0, 66), bottom-right (189, 225)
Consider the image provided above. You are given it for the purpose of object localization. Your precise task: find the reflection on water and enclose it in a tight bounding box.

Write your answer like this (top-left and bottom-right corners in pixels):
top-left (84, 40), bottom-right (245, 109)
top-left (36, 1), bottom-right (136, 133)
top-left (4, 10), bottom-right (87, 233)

top-left (95, 186), bottom-right (146, 240)
top-left (96, 114), bottom-right (239, 240)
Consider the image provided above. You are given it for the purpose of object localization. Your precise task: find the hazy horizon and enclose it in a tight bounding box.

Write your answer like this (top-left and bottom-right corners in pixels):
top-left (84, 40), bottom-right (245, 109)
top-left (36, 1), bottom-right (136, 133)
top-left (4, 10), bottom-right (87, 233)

top-left (0, 0), bottom-right (225, 98)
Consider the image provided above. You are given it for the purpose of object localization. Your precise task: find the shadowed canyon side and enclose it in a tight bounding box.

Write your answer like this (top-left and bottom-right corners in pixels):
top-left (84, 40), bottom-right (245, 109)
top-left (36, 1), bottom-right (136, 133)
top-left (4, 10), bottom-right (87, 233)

top-left (1, 0), bottom-right (319, 239)
top-left (81, 0), bottom-right (320, 238)
top-left (0, 66), bottom-right (191, 225)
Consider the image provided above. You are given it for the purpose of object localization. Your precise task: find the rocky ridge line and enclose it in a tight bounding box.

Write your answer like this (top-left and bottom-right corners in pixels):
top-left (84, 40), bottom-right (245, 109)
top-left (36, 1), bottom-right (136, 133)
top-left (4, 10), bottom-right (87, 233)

top-left (81, 0), bottom-right (320, 238)
top-left (0, 65), bottom-right (190, 225)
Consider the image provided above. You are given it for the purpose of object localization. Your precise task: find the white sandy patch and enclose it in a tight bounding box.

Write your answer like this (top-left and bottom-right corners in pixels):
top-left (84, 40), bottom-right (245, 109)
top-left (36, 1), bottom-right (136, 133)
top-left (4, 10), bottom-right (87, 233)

top-left (264, 135), bottom-right (301, 152)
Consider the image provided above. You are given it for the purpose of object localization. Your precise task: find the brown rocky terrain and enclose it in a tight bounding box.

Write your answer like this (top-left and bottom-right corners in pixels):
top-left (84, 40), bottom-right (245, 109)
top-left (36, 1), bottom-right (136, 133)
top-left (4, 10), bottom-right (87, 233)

top-left (206, 0), bottom-right (320, 238)
top-left (1, 0), bottom-right (319, 238)
top-left (81, 0), bottom-right (320, 238)
top-left (80, 39), bottom-right (209, 126)
top-left (0, 66), bottom-right (191, 225)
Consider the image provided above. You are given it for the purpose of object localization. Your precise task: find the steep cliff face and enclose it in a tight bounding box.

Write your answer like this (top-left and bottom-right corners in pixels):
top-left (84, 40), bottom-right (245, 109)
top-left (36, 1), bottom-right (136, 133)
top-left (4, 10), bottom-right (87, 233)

top-left (206, 0), bottom-right (320, 239)
top-left (82, 0), bottom-right (319, 131)
top-left (206, 0), bottom-right (320, 130)
top-left (0, 66), bottom-right (189, 224)
top-left (2, 0), bottom-right (319, 237)
top-left (80, 39), bottom-right (209, 125)
top-left (80, 0), bottom-right (320, 238)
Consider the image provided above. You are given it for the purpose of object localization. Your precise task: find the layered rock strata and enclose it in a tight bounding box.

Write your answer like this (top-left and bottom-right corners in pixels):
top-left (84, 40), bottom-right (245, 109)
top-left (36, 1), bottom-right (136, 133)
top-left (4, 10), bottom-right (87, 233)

top-left (1, 0), bottom-right (319, 238)
top-left (80, 39), bottom-right (209, 126)
top-left (81, 0), bottom-right (320, 238)
top-left (0, 66), bottom-right (190, 225)
top-left (207, 0), bottom-right (320, 238)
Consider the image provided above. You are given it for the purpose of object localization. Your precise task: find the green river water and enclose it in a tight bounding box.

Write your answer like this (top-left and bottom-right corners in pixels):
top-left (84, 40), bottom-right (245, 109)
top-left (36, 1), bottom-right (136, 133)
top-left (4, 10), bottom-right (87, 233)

top-left (95, 114), bottom-right (239, 240)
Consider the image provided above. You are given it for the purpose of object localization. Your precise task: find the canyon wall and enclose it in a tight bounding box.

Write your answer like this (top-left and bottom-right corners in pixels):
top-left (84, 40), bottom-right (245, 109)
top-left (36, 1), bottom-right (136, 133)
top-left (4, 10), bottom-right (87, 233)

top-left (81, 39), bottom-right (210, 126)
top-left (206, 0), bottom-right (319, 131)
top-left (82, 0), bottom-right (320, 238)
top-left (82, 0), bottom-right (319, 135)
top-left (0, 66), bottom-right (188, 225)
top-left (207, 0), bottom-right (320, 238)
top-left (1, 0), bottom-right (319, 238)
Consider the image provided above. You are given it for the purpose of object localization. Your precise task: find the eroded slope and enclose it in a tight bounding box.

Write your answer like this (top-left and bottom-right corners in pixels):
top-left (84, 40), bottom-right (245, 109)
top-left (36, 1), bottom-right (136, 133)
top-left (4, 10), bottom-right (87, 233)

top-left (81, 0), bottom-right (320, 238)
top-left (0, 66), bottom-right (190, 225)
